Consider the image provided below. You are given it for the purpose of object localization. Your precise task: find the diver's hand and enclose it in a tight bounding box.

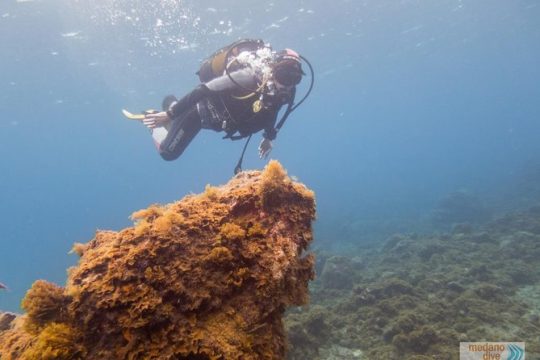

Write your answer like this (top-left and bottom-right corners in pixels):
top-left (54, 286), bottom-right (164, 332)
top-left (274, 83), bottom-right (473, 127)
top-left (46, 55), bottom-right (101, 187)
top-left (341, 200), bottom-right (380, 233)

top-left (258, 138), bottom-right (273, 159)
top-left (143, 111), bottom-right (170, 129)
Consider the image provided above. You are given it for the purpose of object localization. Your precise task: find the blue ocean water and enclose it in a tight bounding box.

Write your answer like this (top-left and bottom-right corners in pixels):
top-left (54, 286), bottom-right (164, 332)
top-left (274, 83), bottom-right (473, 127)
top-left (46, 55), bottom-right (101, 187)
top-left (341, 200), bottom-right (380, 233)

top-left (0, 0), bottom-right (539, 313)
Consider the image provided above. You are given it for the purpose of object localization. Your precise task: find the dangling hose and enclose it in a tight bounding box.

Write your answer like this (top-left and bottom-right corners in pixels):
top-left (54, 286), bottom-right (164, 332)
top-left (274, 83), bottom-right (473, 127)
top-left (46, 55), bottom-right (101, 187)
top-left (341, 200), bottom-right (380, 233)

top-left (234, 134), bottom-right (252, 175)
top-left (274, 55), bottom-right (315, 131)
top-left (291, 55), bottom-right (315, 112)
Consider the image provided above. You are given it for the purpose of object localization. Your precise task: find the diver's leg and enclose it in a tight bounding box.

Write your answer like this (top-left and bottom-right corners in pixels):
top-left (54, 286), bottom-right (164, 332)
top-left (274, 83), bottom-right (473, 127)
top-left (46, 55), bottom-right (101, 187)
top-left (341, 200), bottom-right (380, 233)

top-left (158, 108), bottom-right (202, 161)
top-left (168, 85), bottom-right (211, 118)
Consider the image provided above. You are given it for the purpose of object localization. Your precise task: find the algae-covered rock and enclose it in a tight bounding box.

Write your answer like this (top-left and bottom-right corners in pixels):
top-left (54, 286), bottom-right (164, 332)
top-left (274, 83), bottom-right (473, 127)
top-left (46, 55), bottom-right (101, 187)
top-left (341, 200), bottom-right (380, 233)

top-left (0, 160), bottom-right (316, 360)
top-left (0, 312), bottom-right (17, 332)
top-left (286, 306), bottom-right (332, 360)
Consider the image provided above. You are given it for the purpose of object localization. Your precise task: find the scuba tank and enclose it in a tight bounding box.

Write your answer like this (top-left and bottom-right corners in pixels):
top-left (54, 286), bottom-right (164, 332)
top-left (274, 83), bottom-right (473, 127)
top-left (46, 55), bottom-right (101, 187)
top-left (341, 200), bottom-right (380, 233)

top-left (197, 39), bottom-right (267, 82)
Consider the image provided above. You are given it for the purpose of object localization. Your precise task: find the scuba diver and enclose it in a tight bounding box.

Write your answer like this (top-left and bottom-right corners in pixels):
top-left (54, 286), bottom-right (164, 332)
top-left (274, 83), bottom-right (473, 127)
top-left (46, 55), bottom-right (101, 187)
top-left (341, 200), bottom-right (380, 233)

top-left (124, 39), bottom-right (314, 173)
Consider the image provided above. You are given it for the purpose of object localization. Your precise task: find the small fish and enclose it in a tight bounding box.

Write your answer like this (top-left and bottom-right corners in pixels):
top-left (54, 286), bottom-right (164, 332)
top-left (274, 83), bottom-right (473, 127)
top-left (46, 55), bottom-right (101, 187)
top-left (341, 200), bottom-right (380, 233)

top-left (0, 282), bottom-right (8, 291)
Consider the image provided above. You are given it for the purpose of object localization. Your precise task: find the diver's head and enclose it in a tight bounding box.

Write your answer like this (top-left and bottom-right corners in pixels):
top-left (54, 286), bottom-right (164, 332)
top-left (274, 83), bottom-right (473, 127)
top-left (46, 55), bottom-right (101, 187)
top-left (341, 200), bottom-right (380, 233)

top-left (273, 49), bottom-right (304, 87)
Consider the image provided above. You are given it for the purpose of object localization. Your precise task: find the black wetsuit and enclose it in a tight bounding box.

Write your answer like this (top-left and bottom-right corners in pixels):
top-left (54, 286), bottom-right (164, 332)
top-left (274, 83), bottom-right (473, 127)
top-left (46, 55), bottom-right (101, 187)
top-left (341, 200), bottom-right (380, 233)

top-left (158, 68), bottom-right (295, 161)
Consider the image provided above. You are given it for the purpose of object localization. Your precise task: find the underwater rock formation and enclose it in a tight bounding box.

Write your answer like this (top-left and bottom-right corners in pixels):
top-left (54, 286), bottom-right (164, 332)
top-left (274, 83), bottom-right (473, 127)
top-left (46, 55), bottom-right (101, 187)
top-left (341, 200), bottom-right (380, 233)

top-left (0, 160), bottom-right (316, 360)
top-left (0, 313), bottom-right (18, 332)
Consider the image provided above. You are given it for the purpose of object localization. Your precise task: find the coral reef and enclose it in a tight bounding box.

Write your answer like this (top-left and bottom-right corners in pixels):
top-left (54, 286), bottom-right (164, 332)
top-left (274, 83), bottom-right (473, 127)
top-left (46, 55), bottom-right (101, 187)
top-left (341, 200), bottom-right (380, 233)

top-left (0, 160), bottom-right (316, 360)
top-left (286, 207), bottom-right (540, 359)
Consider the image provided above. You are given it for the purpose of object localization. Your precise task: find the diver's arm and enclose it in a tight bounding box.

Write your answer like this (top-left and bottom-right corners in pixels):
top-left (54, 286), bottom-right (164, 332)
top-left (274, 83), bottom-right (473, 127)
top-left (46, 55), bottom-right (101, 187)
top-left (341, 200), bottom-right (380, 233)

top-left (145, 68), bottom-right (258, 128)
top-left (167, 68), bottom-right (258, 119)
top-left (143, 111), bottom-right (169, 129)
top-left (258, 111), bottom-right (278, 159)
top-left (258, 89), bottom-right (296, 157)
top-left (262, 125), bottom-right (277, 141)
top-left (204, 68), bottom-right (258, 92)
top-left (261, 108), bottom-right (279, 140)
top-left (261, 87), bottom-right (296, 140)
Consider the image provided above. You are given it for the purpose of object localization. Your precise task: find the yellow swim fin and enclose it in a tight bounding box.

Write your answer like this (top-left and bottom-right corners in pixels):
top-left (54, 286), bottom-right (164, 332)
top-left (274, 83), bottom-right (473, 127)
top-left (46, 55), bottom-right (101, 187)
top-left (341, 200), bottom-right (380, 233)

top-left (122, 109), bottom-right (145, 120)
top-left (122, 109), bottom-right (158, 120)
